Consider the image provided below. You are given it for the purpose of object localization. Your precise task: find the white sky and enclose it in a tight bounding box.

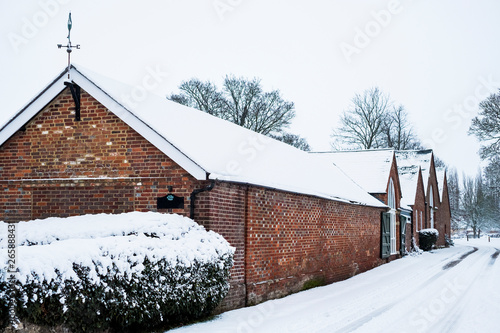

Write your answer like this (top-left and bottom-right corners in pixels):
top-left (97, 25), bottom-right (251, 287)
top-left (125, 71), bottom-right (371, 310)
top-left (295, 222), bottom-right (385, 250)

top-left (1, 0), bottom-right (500, 176)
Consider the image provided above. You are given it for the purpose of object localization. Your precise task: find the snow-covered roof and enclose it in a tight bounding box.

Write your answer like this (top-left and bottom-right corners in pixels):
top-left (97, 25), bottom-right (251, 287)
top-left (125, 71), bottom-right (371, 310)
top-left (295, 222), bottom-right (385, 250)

top-left (395, 150), bottom-right (434, 210)
top-left (436, 167), bottom-right (446, 201)
top-left (0, 65), bottom-right (386, 208)
top-left (396, 150), bottom-right (433, 191)
top-left (311, 149), bottom-right (395, 194)
top-left (396, 165), bottom-right (420, 211)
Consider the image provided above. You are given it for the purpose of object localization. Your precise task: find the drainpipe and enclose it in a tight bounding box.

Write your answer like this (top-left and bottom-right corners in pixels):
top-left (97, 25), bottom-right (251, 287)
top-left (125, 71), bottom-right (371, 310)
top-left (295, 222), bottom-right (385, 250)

top-left (190, 180), bottom-right (215, 219)
top-left (243, 184), bottom-right (249, 307)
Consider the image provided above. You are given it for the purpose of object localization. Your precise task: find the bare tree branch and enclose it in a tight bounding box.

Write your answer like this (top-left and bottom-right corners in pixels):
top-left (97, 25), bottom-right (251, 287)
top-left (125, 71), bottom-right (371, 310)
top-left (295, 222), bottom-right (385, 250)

top-left (469, 90), bottom-right (500, 160)
top-left (168, 75), bottom-right (304, 148)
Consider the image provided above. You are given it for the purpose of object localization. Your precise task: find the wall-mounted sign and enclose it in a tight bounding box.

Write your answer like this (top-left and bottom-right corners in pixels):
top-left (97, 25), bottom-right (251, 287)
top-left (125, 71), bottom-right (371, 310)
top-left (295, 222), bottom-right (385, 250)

top-left (157, 194), bottom-right (184, 209)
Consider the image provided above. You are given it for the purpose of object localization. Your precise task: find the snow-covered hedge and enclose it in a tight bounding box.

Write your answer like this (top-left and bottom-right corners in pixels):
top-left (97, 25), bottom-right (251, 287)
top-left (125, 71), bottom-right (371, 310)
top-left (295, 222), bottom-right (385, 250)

top-left (0, 212), bottom-right (235, 331)
top-left (418, 228), bottom-right (439, 251)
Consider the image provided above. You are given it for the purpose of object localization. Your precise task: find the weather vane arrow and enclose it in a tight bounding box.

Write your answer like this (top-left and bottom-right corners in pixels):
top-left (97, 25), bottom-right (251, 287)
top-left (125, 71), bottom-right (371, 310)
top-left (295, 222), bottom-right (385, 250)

top-left (67, 12), bottom-right (72, 39)
top-left (58, 12), bottom-right (80, 79)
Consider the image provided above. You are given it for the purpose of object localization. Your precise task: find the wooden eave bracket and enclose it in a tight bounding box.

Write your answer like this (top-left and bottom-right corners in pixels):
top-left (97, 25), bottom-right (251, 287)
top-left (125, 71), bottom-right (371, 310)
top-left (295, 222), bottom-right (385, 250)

top-left (64, 81), bottom-right (81, 121)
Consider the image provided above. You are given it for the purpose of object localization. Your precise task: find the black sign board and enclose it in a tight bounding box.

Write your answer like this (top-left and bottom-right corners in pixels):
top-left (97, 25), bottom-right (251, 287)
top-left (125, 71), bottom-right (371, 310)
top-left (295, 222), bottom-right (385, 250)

top-left (157, 194), bottom-right (184, 209)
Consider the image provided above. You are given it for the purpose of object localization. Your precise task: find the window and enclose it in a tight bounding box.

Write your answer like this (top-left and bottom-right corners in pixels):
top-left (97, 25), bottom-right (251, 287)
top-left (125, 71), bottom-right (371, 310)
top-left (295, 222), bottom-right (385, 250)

top-left (420, 211), bottom-right (423, 230)
top-left (415, 210), bottom-right (419, 232)
top-left (429, 185), bottom-right (435, 229)
top-left (400, 215), bottom-right (407, 255)
top-left (388, 178), bottom-right (397, 254)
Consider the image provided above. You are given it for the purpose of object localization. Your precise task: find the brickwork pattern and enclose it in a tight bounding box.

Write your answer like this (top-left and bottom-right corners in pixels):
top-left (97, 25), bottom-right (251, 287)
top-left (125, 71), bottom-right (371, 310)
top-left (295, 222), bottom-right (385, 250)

top-left (436, 174), bottom-right (451, 246)
top-left (194, 181), bottom-right (247, 310)
top-left (205, 185), bottom-right (386, 306)
top-left (0, 88), bottom-right (198, 220)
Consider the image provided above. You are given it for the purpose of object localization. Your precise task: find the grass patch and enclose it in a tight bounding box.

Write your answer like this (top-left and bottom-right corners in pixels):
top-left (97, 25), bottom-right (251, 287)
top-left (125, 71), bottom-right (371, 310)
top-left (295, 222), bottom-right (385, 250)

top-left (302, 277), bottom-right (326, 291)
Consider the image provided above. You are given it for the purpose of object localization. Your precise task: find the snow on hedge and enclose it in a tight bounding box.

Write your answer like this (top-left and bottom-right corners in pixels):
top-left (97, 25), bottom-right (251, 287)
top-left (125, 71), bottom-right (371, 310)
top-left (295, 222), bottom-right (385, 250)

top-left (0, 212), bottom-right (235, 331)
top-left (0, 212), bottom-right (233, 284)
top-left (418, 228), bottom-right (439, 237)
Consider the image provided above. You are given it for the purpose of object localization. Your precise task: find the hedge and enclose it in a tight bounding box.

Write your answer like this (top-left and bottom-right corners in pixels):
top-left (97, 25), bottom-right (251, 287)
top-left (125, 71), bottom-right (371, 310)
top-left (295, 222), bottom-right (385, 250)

top-left (0, 212), bottom-right (234, 332)
top-left (418, 228), bottom-right (439, 251)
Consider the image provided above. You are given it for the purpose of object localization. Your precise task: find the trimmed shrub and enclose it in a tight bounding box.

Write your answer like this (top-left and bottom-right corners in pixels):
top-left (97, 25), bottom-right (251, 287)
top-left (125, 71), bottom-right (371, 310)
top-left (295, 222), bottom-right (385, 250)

top-left (418, 228), bottom-right (439, 251)
top-left (1, 212), bottom-right (234, 332)
top-left (445, 234), bottom-right (454, 247)
top-left (0, 274), bottom-right (8, 330)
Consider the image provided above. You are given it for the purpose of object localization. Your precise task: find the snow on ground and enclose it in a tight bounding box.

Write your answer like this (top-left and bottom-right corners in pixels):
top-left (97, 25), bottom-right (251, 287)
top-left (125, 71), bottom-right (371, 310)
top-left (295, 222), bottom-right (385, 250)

top-left (170, 237), bottom-right (500, 333)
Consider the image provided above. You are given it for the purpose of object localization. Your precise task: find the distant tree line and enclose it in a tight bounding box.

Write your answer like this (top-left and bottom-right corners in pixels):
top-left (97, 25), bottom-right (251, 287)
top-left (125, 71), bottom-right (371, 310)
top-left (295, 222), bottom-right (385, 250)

top-left (448, 88), bottom-right (500, 236)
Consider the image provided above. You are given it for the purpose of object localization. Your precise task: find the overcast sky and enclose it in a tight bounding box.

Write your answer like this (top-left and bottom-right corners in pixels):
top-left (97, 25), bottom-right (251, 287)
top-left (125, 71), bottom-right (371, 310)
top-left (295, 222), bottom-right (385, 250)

top-left (1, 0), bottom-right (500, 176)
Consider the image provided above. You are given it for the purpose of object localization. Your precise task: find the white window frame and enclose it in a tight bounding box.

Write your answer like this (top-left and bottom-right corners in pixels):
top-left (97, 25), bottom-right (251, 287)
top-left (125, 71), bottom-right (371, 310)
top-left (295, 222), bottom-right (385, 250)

top-left (429, 185), bottom-right (435, 229)
top-left (388, 178), bottom-right (397, 254)
top-left (415, 210), bottom-right (419, 232)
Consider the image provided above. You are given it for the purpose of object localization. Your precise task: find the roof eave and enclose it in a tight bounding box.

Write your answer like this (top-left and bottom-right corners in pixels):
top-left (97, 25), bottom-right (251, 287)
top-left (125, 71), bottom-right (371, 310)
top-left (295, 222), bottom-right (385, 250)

top-left (0, 69), bottom-right (69, 148)
top-left (0, 66), bottom-right (208, 181)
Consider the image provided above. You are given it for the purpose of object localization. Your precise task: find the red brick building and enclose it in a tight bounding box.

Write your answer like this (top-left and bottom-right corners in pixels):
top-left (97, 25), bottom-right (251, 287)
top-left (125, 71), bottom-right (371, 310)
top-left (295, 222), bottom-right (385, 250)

top-left (396, 150), bottom-right (451, 248)
top-left (313, 150), bottom-right (406, 258)
top-left (0, 66), bottom-right (391, 310)
top-left (436, 167), bottom-right (451, 246)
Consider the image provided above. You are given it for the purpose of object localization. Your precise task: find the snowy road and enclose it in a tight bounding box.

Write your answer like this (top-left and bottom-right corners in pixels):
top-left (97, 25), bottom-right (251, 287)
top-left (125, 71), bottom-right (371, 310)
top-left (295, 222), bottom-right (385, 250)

top-left (169, 238), bottom-right (500, 333)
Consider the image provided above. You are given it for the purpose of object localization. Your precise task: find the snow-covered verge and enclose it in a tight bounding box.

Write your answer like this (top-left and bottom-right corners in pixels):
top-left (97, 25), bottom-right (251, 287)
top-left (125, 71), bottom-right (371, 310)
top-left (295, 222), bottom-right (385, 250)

top-left (170, 237), bottom-right (500, 333)
top-left (0, 212), bottom-right (235, 332)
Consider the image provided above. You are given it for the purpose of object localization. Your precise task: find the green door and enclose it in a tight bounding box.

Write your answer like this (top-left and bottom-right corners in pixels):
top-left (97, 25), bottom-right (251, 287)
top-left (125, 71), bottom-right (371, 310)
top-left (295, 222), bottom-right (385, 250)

top-left (381, 212), bottom-right (391, 259)
top-left (400, 215), bottom-right (407, 256)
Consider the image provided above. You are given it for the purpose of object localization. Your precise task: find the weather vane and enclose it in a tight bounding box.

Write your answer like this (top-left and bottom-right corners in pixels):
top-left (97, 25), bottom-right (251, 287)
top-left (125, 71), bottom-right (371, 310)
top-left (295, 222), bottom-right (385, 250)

top-left (57, 12), bottom-right (80, 79)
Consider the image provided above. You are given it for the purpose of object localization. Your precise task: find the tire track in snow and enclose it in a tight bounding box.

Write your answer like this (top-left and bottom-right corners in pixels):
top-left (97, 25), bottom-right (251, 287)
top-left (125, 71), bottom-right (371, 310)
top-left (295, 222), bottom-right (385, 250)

top-left (311, 247), bottom-right (476, 333)
top-left (489, 248), bottom-right (500, 265)
top-left (442, 247), bottom-right (478, 270)
top-left (284, 249), bottom-right (468, 333)
top-left (426, 246), bottom-right (495, 333)
top-left (329, 246), bottom-right (487, 333)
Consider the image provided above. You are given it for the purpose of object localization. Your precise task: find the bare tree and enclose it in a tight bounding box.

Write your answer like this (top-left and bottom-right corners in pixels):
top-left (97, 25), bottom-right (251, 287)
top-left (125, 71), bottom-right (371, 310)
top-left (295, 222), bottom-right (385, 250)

top-left (168, 75), bottom-right (295, 136)
top-left (484, 157), bottom-right (500, 228)
top-left (169, 79), bottom-right (225, 118)
top-left (271, 133), bottom-right (311, 151)
top-left (382, 105), bottom-right (422, 150)
top-left (461, 171), bottom-right (497, 237)
top-left (447, 168), bottom-right (462, 231)
top-left (469, 89), bottom-right (500, 160)
top-left (331, 87), bottom-right (421, 150)
top-left (332, 87), bottom-right (389, 149)
top-left (484, 156), bottom-right (500, 197)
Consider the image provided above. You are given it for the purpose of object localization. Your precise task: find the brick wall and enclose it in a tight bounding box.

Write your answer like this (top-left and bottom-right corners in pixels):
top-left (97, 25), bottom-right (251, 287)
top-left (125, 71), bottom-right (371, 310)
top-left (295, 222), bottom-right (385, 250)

top-left (198, 183), bottom-right (386, 306)
top-left (0, 88), bottom-right (198, 220)
top-left (436, 174), bottom-right (451, 246)
top-left (194, 181), bottom-right (247, 311)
